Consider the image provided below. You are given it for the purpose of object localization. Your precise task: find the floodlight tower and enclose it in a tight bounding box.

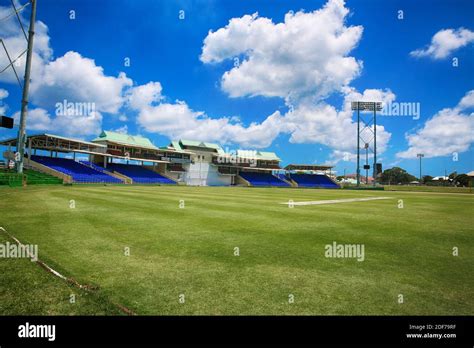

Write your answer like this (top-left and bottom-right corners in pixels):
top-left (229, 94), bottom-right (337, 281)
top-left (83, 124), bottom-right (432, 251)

top-left (351, 101), bottom-right (383, 187)
top-left (16, 0), bottom-right (37, 174)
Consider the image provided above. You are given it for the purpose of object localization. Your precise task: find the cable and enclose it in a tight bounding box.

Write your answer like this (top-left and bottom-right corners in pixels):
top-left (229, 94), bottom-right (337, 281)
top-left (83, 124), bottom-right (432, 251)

top-left (0, 39), bottom-right (23, 88)
top-left (10, 0), bottom-right (28, 41)
top-left (0, 48), bottom-right (27, 73)
top-left (0, 1), bottom-right (29, 23)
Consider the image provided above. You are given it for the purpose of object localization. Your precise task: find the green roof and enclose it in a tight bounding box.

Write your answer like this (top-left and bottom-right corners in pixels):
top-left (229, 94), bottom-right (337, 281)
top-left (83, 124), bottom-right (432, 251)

top-left (171, 141), bottom-right (183, 151)
top-left (237, 150), bottom-right (280, 161)
top-left (93, 131), bottom-right (157, 149)
top-left (177, 139), bottom-right (224, 153)
top-left (167, 139), bottom-right (279, 161)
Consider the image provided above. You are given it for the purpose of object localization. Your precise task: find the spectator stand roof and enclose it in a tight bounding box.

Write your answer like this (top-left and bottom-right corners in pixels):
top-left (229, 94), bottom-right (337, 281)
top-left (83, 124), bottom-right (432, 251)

top-left (170, 139), bottom-right (226, 155)
top-left (92, 131), bottom-right (193, 162)
top-left (0, 133), bottom-right (171, 164)
top-left (0, 133), bottom-right (107, 156)
top-left (92, 130), bottom-right (159, 150)
top-left (284, 164), bottom-right (334, 171)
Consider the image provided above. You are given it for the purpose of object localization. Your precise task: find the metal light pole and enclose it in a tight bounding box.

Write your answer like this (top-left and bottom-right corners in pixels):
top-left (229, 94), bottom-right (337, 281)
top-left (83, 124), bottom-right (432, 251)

top-left (372, 105), bottom-right (377, 187)
top-left (365, 143), bottom-right (369, 185)
top-left (16, 0), bottom-right (37, 174)
top-left (356, 102), bottom-right (360, 187)
top-left (417, 153), bottom-right (424, 183)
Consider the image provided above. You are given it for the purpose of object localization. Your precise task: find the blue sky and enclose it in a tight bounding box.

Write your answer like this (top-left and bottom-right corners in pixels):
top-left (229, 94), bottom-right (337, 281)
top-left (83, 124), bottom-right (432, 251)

top-left (0, 0), bottom-right (473, 177)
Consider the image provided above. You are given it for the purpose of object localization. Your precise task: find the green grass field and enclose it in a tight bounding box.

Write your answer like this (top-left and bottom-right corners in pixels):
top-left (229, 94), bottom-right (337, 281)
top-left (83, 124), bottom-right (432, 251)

top-left (0, 185), bottom-right (473, 315)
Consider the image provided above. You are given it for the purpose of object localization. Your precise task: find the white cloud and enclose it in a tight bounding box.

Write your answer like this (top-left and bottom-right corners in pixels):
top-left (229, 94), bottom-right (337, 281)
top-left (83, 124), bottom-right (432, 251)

top-left (132, 96), bottom-right (284, 148)
top-left (30, 51), bottom-right (133, 113)
top-left (0, 88), bottom-right (9, 115)
top-left (126, 81), bottom-right (163, 110)
top-left (283, 88), bottom-right (393, 157)
top-left (397, 90), bottom-right (474, 159)
top-left (13, 108), bottom-right (102, 138)
top-left (13, 108), bottom-right (52, 130)
top-left (458, 90), bottom-right (474, 109)
top-left (341, 86), bottom-right (396, 110)
top-left (113, 125), bottom-right (129, 134)
top-left (132, 84), bottom-right (393, 153)
top-left (200, 0), bottom-right (363, 103)
top-left (193, 0), bottom-right (395, 157)
top-left (410, 28), bottom-right (474, 59)
top-left (1, 4), bottom-right (131, 137)
top-left (0, 4), bottom-right (52, 84)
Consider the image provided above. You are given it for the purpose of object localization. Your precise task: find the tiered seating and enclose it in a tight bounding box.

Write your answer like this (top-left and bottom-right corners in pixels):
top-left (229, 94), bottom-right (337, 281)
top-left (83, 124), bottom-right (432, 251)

top-left (290, 174), bottom-right (339, 188)
top-left (239, 172), bottom-right (290, 187)
top-left (275, 173), bottom-right (289, 182)
top-left (80, 161), bottom-right (115, 175)
top-left (31, 156), bottom-right (122, 183)
top-left (106, 163), bottom-right (175, 184)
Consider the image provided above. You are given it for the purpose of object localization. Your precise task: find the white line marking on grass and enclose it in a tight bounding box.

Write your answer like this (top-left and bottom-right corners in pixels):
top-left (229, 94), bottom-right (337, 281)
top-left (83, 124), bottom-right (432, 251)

top-left (0, 226), bottom-right (137, 315)
top-left (280, 197), bottom-right (393, 206)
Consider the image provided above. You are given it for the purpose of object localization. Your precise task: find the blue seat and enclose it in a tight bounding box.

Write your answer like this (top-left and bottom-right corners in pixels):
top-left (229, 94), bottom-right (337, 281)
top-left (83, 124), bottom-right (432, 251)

top-left (239, 172), bottom-right (290, 187)
top-left (105, 163), bottom-right (176, 184)
top-left (289, 174), bottom-right (339, 188)
top-left (31, 156), bottom-right (123, 183)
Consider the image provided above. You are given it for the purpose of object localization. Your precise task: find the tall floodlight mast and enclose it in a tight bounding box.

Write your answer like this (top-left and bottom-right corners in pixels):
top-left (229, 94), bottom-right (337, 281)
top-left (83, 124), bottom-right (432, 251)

top-left (351, 101), bottom-right (383, 187)
top-left (16, 0), bottom-right (37, 174)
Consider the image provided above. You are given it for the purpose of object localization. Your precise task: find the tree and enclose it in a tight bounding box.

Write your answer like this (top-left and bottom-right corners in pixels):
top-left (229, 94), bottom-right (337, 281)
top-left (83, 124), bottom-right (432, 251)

top-left (380, 167), bottom-right (418, 185)
top-left (453, 174), bottom-right (470, 187)
top-left (422, 175), bottom-right (433, 184)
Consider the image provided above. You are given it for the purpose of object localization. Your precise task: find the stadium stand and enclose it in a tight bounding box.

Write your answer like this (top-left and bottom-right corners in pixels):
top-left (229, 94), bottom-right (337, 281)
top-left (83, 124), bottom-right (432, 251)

top-left (106, 163), bottom-right (176, 184)
top-left (239, 172), bottom-right (290, 187)
top-left (275, 173), bottom-right (289, 182)
top-left (31, 156), bottom-right (122, 183)
top-left (80, 161), bottom-right (115, 175)
top-left (289, 174), bottom-right (339, 188)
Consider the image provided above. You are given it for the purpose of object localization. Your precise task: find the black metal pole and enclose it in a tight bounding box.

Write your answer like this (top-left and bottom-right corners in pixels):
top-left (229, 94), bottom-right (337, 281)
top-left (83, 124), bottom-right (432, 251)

top-left (356, 103), bottom-right (360, 187)
top-left (419, 156), bottom-right (422, 182)
top-left (365, 146), bottom-right (368, 185)
top-left (373, 105), bottom-right (377, 187)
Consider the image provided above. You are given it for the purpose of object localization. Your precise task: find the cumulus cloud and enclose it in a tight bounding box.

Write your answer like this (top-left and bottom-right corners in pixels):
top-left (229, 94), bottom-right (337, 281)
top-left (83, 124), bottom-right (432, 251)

top-left (126, 81), bottom-right (163, 110)
top-left (30, 51), bottom-right (132, 113)
top-left (410, 28), bottom-right (474, 59)
top-left (0, 88), bottom-right (9, 115)
top-left (132, 84), bottom-right (393, 153)
top-left (131, 92), bottom-right (284, 148)
top-left (12, 107), bottom-right (103, 138)
top-left (341, 86), bottom-right (396, 110)
top-left (1, 4), bottom-right (131, 137)
top-left (397, 90), bottom-right (474, 159)
top-left (200, 0), bottom-right (363, 103)
top-left (193, 0), bottom-right (394, 157)
top-left (0, 4), bottom-right (52, 84)
top-left (283, 88), bottom-right (393, 158)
